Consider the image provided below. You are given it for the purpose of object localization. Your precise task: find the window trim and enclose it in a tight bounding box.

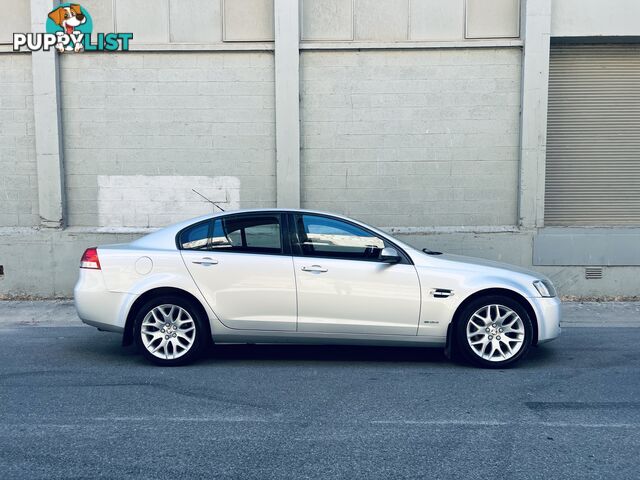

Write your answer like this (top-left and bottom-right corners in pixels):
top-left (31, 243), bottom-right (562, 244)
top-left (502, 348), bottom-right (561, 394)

top-left (288, 213), bottom-right (413, 265)
top-left (176, 212), bottom-right (291, 256)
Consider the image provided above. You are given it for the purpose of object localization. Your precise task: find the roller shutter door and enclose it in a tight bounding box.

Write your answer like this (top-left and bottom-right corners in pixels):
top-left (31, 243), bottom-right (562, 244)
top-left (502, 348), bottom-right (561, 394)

top-left (545, 45), bottom-right (640, 226)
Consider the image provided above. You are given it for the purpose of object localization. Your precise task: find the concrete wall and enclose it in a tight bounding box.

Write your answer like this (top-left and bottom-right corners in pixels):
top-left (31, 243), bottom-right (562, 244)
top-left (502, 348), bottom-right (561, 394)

top-left (300, 0), bottom-right (521, 41)
top-left (59, 52), bottom-right (276, 227)
top-left (0, 0), bottom-right (521, 45)
top-left (0, 54), bottom-right (39, 227)
top-left (300, 48), bottom-right (522, 227)
top-left (0, 0), bottom-right (30, 44)
top-left (551, 0), bottom-right (640, 37)
top-left (2, 0), bottom-right (639, 299)
top-left (38, 0), bottom-right (274, 44)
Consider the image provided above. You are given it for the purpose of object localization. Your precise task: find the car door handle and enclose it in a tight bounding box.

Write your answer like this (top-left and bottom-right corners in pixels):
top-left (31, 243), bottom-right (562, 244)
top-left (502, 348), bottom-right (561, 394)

top-left (301, 265), bottom-right (328, 273)
top-left (192, 257), bottom-right (218, 266)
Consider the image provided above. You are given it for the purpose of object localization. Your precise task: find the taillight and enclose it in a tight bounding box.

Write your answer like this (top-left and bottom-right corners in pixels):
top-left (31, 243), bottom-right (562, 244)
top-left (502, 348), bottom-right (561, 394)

top-left (80, 247), bottom-right (101, 269)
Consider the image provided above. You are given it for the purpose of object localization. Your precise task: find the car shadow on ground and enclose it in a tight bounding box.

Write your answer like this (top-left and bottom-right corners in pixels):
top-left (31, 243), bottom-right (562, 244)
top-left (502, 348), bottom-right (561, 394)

top-left (203, 343), bottom-right (448, 365)
top-left (198, 341), bottom-right (560, 369)
top-left (75, 329), bottom-right (559, 369)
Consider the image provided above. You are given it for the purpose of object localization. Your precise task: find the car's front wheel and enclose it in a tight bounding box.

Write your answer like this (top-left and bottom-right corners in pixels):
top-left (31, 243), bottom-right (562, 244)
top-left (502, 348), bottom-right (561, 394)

top-left (455, 295), bottom-right (533, 368)
top-left (134, 296), bottom-right (208, 366)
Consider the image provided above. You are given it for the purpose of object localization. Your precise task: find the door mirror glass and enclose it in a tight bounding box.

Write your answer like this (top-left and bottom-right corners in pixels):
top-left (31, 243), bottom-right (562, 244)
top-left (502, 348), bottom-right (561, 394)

top-left (379, 247), bottom-right (401, 263)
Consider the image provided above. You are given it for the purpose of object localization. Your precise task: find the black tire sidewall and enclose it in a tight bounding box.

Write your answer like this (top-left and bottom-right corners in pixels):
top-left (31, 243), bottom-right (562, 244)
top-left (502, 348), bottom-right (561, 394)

top-left (455, 295), bottom-right (533, 369)
top-left (134, 295), bottom-right (208, 366)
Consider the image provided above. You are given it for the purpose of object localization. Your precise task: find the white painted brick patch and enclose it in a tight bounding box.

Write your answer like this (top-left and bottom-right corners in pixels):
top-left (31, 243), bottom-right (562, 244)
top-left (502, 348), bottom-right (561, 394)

top-left (97, 175), bottom-right (240, 228)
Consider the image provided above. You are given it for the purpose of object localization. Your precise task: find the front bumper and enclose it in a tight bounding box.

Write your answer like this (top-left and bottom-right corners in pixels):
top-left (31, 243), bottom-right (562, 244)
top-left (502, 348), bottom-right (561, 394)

top-left (529, 296), bottom-right (562, 344)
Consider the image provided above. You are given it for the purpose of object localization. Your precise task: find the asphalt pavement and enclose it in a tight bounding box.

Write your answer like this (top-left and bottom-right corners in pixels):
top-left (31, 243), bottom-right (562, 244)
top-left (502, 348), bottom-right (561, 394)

top-left (0, 312), bottom-right (639, 479)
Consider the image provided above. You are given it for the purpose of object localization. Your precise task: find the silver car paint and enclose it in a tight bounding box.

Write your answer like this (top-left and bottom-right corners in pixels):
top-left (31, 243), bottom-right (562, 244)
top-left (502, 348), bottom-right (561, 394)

top-left (74, 208), bottom-right (561, 347)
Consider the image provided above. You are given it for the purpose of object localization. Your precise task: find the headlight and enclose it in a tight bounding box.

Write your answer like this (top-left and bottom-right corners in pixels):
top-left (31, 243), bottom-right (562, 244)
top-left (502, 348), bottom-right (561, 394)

top-left (533, 279), bottom-right (556, 298)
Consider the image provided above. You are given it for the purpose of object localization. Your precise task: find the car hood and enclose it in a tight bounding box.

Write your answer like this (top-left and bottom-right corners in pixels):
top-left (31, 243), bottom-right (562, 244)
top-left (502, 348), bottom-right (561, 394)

top-left (416, 252), bottom-right (548, 280)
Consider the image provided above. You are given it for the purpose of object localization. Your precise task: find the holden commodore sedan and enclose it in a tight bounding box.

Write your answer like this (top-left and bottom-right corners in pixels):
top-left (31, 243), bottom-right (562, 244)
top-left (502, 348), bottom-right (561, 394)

top-left (74, 209), bottom-right (560, 368)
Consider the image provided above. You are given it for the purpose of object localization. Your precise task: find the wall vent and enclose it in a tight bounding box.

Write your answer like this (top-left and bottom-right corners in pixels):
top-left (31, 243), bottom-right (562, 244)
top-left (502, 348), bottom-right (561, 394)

top-left (585, 267), bottom-right (603, 280)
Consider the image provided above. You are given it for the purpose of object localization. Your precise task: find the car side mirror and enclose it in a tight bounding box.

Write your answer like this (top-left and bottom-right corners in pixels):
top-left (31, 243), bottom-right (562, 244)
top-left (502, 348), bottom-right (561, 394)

top-left (379, 247), bottom-right (401, 264)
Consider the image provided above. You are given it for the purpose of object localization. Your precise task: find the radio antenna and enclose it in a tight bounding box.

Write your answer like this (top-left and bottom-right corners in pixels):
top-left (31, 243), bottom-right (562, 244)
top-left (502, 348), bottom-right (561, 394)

top-left (192, 188), bottom-right (225, 212)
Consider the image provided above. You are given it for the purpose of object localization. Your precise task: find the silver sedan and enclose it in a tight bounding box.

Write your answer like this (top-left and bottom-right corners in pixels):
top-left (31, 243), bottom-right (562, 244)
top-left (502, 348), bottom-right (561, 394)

top-left (74, 209), bottom-right (561, 367)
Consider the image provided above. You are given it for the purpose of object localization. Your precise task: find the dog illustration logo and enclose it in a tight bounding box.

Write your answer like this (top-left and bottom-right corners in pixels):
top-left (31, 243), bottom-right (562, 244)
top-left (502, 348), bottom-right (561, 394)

top-left (46, 3), bottom-right (93, 52)
top-left (14, 3), bottom-right (131, 53)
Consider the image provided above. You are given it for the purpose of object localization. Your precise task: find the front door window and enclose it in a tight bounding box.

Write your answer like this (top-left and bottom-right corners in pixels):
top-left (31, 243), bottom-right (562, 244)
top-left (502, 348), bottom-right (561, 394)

top-left (294, 214), bottom-right (386, 261)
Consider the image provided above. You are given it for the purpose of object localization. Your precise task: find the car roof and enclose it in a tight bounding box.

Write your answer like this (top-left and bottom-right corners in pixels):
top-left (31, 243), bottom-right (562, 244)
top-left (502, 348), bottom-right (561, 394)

top-left (180, 208), bottom-right (365, 225)
top-left (210, 207), bottom-right (353, 216)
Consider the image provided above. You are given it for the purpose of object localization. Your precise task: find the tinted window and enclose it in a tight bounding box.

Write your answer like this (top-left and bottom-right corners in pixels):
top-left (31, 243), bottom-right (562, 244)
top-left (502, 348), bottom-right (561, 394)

top-left (211, 215), bottom-right (282, 254)
top-left (179, 221), bottom-right (211, 250)
top-left (295, 215), bottom-right (386, 260)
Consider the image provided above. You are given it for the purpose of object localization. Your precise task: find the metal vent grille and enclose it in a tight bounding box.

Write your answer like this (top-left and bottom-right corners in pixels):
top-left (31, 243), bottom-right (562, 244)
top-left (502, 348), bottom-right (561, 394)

top-left (545, 45), bottom-right (640, 226)
top-left (585, 267), bottom-right (604, 280)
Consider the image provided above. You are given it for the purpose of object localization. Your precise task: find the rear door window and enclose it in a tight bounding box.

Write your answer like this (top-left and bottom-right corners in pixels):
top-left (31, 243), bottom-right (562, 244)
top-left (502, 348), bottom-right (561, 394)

top-left (211, 215), bottom-right (282, 254)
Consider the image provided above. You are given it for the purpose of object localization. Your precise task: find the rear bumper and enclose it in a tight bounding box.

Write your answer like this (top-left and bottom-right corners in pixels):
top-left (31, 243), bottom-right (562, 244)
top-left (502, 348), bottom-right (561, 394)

top-left (81, 318), bottom-right (124, 334)
top-left (530, 296), bottom-right (562, 344)
top-left (74, 269), bottom-right (137, 333)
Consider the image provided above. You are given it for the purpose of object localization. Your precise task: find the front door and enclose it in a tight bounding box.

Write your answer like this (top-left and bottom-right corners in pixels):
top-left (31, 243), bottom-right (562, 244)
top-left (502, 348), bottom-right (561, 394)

top-left (180, 213), bottom-right (297, 331)
top-left (291, 214), bottom-right (421, 336)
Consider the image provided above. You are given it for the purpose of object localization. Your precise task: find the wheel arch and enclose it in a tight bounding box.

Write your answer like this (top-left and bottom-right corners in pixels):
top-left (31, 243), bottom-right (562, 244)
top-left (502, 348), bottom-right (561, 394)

top-left (122, 286), bottom-right (211, 346)
top-left (447, 288), bottom-right (539, 351)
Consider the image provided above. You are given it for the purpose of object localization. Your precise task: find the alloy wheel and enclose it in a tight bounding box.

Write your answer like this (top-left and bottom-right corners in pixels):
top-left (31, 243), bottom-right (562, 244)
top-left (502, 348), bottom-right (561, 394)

top-left (140, 304), bottom-right (196, 361)
top-left (466, 304), bottom-right (525, 362)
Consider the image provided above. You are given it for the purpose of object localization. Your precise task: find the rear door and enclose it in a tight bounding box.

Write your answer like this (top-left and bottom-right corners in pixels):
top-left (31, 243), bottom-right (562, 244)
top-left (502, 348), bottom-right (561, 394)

top-left (180, 213), bottom-right (297, 331)
top-left (290, 213), bottom-right (421, 336)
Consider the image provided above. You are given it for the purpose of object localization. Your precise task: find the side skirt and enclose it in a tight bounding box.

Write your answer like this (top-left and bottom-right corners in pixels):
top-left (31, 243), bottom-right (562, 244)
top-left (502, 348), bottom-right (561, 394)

top-left (211, 332), bottom-right (446, 348)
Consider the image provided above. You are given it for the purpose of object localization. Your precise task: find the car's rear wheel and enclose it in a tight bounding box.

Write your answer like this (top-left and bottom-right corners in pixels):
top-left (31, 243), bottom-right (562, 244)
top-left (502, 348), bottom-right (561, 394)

top-left (455, 295), bottom-right (533, 368)
top-left (134, 296), bottom-right (208, 366)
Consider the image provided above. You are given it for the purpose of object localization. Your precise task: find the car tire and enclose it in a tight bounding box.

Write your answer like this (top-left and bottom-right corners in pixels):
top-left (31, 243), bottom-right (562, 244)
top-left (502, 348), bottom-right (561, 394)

top-left (455, 295), bottom-right (533, 369)
top-left (134, 295), bottom-right (209, 366)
